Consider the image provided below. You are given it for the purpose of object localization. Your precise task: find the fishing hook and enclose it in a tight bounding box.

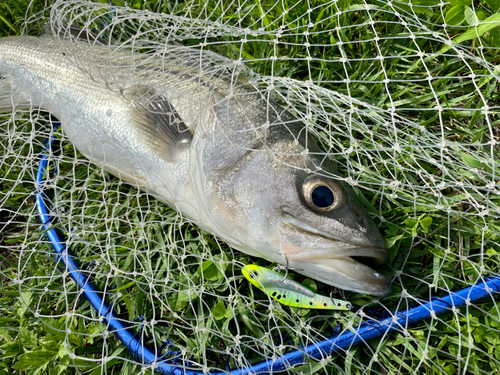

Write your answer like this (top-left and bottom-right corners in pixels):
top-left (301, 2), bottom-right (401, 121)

top-left (275, 255), bottom-right (305, 283)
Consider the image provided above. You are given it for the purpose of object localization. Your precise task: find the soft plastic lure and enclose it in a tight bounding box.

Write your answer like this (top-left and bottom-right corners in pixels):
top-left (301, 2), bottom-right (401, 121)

top-left (242, 264), bottom-right (351, 310)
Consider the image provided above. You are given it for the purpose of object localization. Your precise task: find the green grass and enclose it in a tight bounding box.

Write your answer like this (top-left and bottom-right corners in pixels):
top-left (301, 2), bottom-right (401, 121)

top-left (0, 0), bottom-right (500, 374)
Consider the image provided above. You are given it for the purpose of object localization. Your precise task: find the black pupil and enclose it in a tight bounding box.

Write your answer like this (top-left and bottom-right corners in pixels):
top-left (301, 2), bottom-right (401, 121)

top-left (311, 186), bottom-right (334, 208)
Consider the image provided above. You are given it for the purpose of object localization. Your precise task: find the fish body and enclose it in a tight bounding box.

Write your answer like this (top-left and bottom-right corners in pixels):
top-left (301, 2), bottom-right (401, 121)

top-left (0, 35), bottom-right (391, 296)
top-left (242, 265), bottom-right (351, 310)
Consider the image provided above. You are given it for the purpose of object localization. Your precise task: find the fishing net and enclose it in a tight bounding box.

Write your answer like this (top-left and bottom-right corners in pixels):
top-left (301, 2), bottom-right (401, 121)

top-left (1, 0), bottom-right (499, 373)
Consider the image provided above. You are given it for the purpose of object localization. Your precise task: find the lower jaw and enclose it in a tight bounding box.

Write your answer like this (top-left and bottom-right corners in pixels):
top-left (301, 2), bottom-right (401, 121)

top-left (288, 257), bottom-right (392, 296)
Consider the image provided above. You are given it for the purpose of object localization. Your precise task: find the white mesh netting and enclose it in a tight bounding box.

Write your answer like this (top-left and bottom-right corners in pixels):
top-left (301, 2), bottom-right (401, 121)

top-left (0, 0), bottom-right (499, 374)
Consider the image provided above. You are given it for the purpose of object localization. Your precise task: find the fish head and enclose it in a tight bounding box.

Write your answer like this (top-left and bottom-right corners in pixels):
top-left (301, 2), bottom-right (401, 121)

top-left (275, 160), bottom-right (391, 296)
top-left (277, 170), bottom-right (392, 297)
top-left (202, 96), bottom-right (391, 296)
top-left (205, 135), bottom-right (391, 296)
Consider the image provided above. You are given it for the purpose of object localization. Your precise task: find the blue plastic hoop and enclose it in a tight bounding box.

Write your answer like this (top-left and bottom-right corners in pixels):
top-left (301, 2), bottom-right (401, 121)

top-left (35, 128), bottom-right (500, 374)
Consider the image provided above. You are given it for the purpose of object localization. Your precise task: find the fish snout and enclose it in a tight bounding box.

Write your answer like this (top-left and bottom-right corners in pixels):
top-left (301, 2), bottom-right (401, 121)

top-left (279, 218), bottom-right (392, 296)
top-left (285, 245), bottom-right (392, 296)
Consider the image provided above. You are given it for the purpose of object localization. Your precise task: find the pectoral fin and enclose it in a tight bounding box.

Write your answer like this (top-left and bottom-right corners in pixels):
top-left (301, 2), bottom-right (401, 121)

top-left (129, 86), bottom-right (192, 161)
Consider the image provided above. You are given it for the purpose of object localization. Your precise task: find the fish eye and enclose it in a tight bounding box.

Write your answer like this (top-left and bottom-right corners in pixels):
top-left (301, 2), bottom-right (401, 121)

top-left (302, 176), bottom-right (344, 213)
top-left (251, 271), bottom-right (258, 279)
top-left (312, 186), bottom-right (334, 208)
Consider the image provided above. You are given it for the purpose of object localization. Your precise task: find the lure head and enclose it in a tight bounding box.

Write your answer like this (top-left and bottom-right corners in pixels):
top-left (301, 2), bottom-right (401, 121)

top-left (241, 264), bottom-right (265, 290)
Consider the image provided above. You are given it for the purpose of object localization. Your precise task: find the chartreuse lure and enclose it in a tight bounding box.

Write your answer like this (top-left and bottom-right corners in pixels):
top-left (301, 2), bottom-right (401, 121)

top-left (242, 265), bottom-right (351, 310)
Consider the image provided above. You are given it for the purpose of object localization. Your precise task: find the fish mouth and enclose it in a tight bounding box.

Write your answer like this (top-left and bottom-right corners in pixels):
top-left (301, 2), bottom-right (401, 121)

top-left (279, 216), bottom-right (392, 296)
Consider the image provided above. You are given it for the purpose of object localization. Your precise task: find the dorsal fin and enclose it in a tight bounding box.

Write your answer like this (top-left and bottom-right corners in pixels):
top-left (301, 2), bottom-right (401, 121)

top-left (128, 86), bottom-right (192, 162)
top-left (44, 22), bottom-right (108, 45)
